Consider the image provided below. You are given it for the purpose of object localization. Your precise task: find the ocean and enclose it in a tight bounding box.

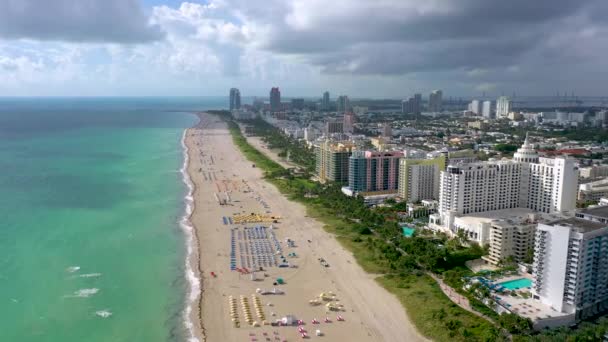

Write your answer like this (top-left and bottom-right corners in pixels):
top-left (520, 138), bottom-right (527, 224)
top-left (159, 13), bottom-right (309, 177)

top-left (0, 97), bottom-right (224, 342)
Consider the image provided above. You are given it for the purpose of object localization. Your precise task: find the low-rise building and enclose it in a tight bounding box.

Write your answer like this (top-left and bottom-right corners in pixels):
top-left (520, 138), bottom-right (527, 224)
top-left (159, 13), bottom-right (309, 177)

top-left (579, 178), bottom-right (608, 203)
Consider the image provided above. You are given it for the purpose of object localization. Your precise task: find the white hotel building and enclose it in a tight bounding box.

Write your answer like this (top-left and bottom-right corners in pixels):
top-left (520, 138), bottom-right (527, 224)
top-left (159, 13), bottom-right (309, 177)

top-left (429, 136), bottom-right (578, 262)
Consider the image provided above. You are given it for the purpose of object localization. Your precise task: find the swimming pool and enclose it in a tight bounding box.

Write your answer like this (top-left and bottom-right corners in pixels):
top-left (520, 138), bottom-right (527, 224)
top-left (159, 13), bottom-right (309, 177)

top-left (498, 278), bottom-right (532, 290)
top-left (402, 227), bottom-right (415, 237)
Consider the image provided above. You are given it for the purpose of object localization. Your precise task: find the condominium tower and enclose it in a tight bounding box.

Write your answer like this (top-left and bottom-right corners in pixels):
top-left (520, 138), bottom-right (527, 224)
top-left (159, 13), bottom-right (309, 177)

top-left (315, 140), bottom-right (355, 183)
top-left (229, 88), bottom-right (241, 110)
top-left (348, 151), bottom-right (403, 194)
top-left (429, 90), bottom-right (443, 112)
top-left (533, 206), bottom-right (608, 323)
top-left (398, 155), bottom-right (446, 202)
top-left (496, 96), bottom-right (512, 118)
top-left (270, 87), bottom-right (281, 112)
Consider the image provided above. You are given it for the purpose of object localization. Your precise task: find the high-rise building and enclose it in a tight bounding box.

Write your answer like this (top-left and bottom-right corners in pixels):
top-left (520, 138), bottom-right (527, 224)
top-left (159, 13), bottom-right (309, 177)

top-left (343, 112), bottom-right (355, 134)
top-left (413, 93), bottom-right (422, 116)
top-left (381, 122), bottom-right (392, 137)
top-left (337, 95), bottom-right (350, 113)
top-left (533, 206), bottom-right (608, 324)
top-left (482, 100), bottom-right (493, 119)
top-left (496, 96), bottom-right (512, 118)
top-left (325, 121), bottom-right (344, 134)
top-left (429, 90), bottom-right (443, 112)
top-left (402, 100), bottom-right (410, 114)
top-left (398, 155), bottom-right (446, 202)
top-left (315, 140), bottom-right (355, 183)
top-left (432, 137), bottom-right (579, 234)
top-left (322, 91), bottom-right (330, 111)
top-left (229, 88), bottom-right (241, 110)
top-left (468, 99), bottom-right (481, 115)
top-left (402, 94), bottom-right (422, 117)
top-left (348, 151), bottom-right (403, 194)
top-left (270, 87), bottom-right (281, 112)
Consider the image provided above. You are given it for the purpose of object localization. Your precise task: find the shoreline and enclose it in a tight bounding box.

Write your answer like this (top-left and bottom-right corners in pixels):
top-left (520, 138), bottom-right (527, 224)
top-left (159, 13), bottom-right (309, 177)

top-left (181, 114), bottom-right (205, 342)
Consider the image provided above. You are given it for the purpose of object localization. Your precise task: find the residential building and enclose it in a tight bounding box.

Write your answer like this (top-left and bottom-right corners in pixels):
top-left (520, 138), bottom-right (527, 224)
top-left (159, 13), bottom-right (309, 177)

top-left (469, 100), bottom-right (481, 115)
top-left (496, 96), bottom-right (512, 118)
top-left (533, 207), bottom-right (608, 325)
top-left (398, 155), bottom-right (446, 202)
top-left (579, 165), bottom-right (608, 179)
top-left (381, 122), bottom-right (392, 137)
top-left (270, 87), bottom-right (281, 112)
top-left (322, 91), bottom-right (330, 111)
top-left (346, 150), bottom-right (403, 195)
top-left (482, 100), bottom-right (493, 119)
top-left (304, 126), bottom-right (320, 142)
top-left (429, 90), bottom-right (443, 112)
top-left (325, 121), bottom-right (344, 134)
top-left (229, 88), bottom-right (241, 110)
top-left (343, 112), bottom-right (355, 134)
top-left (402, 94), bottom-right (422, 117)
top-left (468, 121), bottom-right (488, 130)
top-left (337, 95), bottom-right (350, 113)
top-left (315, 140), bottom-right (355, 183)
top-left (579, 179), bottom-right (608, 203)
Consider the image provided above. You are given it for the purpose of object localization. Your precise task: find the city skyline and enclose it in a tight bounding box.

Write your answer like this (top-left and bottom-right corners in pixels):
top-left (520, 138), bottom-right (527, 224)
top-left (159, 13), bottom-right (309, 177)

top-left (0, 0), bottom-right (607, 97)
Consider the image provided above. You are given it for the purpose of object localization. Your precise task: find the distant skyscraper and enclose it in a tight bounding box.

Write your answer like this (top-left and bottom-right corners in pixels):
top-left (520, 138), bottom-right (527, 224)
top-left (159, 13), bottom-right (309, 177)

top-left (270, 87), bottom-right (281, 112)
top-left (401, 100), bottom-right (410, 114)
top-left (413, 93), bottom-right (422, 116)
top-left (429, 90), bottom-right (443, 112)
top-left (468, 99), bottom-right (480, 114)
top-left (322, 91), bottom-right (330, 111)
top-left (337, 95), bottom-right (350, 113)
top-left (482, 100), bottom-right (493, 119)
top-left (229, 88), bottom-right (241, 110)
top-left (401, 94), bottom-right (421, 118)
top-left (496, 96), bottom-right (511, 118)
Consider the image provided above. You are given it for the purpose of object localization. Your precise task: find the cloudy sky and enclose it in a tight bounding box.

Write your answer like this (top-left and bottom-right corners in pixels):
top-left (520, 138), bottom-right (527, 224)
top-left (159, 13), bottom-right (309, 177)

top-left (0, 0), bottom-right (606, 97)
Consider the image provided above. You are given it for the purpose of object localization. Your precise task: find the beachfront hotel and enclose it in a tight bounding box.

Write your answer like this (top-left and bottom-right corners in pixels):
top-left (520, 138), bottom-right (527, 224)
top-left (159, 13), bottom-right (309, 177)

top-left (430, 137), bottom-right (578, 232)
top-left (315, 140), bottom-right (356, 183)
top-left (397, 155), bottom-right (446, 203)
top-left (532, 206), bottom-right (608, 327)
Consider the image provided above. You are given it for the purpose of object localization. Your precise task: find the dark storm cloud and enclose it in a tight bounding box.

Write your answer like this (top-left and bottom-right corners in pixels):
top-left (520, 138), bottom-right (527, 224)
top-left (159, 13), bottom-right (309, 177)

top-left (0, 0), bottom-right (164, 43)
top-left (234, 0), bottom-right (606, 76)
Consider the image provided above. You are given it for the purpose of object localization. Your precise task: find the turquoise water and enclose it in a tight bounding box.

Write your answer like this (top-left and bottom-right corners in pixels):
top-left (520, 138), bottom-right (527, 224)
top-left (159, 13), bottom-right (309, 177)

top-left (402, 227), bottom-right (415, 237)
top-left (498, 278), bottom-right (532, 290)
top-left (0, 98), bottom-right (218, 341)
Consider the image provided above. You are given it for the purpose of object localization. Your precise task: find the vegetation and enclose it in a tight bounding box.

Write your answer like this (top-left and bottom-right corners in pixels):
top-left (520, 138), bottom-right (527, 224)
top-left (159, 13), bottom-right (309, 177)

top-left (494, 143), bottom-right (519, 153)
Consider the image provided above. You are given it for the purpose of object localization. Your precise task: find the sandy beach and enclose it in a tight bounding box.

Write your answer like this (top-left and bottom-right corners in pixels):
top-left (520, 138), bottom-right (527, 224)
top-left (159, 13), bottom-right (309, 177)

top-left (186, 112), bottom-right (425, 342)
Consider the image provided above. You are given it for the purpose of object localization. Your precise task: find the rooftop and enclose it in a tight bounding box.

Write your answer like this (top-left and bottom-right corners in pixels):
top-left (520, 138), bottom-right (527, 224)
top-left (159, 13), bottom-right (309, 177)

top-left (455, 208), bottom-right (565, 227)
top-left (555, 217), bottom-right (608, 233)
top-left (579, 205), bottom-right (608, 219)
